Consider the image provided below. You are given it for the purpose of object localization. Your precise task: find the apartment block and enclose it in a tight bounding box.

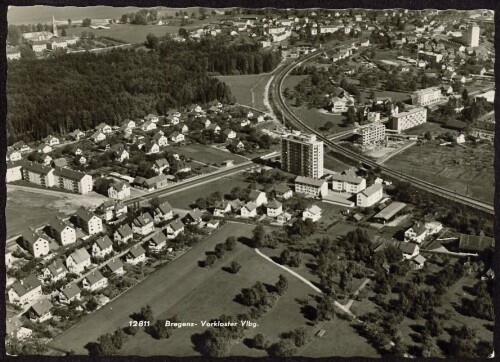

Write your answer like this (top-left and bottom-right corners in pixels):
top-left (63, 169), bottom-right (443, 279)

top-left (388, 107), bottom-right (428, 132)
top-left (282, 132), bottom-right (324, 179)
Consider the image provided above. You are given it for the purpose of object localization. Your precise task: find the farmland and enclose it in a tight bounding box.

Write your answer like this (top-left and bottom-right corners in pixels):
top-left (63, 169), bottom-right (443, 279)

top-left (216, 73), bottom-right (274, 112)
top-left (386, 141), bottom-right (494, 204)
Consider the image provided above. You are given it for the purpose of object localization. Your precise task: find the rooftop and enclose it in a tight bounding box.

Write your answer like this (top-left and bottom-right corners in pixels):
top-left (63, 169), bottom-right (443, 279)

top-left (373, 202), bottom-right (407, 220)
top-left (295, 176), bottom-right (327, 187)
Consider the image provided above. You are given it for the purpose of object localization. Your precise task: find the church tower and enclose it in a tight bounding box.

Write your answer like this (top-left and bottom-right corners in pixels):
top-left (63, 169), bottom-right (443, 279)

top-left (52, 15), bottom-right (58, 37)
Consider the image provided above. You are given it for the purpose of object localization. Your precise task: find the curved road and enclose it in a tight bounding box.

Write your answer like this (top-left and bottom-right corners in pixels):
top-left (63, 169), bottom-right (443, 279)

top-left (269, 44), bottom-right (494, 215)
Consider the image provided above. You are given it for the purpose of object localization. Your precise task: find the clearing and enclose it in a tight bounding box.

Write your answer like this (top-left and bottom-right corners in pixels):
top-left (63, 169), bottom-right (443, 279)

top-left (216, 73), bottom-right (274, 112)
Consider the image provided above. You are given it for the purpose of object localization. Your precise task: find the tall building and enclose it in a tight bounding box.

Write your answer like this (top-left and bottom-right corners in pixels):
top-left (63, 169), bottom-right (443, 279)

top-left (52, 16), bottom-right (58, 37)
top-left (465, 22), bottom-right (480, 47)
top-left (356, 123), bottom-right (386, 145)
top-left (281, 132), bottom-right (324, 179)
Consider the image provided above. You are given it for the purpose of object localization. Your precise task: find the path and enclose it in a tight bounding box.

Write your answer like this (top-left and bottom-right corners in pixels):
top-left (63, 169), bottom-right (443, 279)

top-left (342, 278), bottom-right (370, 311)
top-left (254, 248), bottom-right (356, 319)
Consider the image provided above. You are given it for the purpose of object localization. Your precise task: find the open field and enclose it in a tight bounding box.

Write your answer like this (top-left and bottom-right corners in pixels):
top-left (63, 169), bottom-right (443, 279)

top-left (216, 73), bottom-right (274, 111)
top-left (161, 173), bottom-right (251, 209)
top-left (171, 144), bottom-right (248, 166)
top-left (386, 141), bottom-right (494, 203)
top-left (6, 187), bottom-right (107, 238)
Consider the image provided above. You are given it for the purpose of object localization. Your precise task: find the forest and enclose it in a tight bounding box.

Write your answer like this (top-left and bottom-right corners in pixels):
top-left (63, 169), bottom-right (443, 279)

top-left (6, 49), bottom-right (235, 144)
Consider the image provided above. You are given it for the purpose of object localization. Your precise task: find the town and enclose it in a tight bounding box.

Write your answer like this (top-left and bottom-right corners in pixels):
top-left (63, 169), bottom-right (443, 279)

top-left (4, 6), bottom-right (495, 359)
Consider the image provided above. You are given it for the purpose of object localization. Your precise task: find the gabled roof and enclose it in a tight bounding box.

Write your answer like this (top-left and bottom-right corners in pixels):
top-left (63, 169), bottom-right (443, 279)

top-left (330, 172), bottom-right (364, 185)
top-left (267, 200), bottom-right (282, 209)
top-left (95, 235), bottom-right (113, 250)
top-left (168, 219), bottom-right (184, 232)
top-left (408, 222), bottom-right (427, 236)
top-left (243, 201), bottom-right (257, 212)
top-left (134, 212), bottom-right (154, 227)
top-left (60, 283), bottom-right (81, 300)
top-left (106, 258), bottom-right (124, 272)
top-left (22, 228), bottom-right (49, 247)
top-left (399, 242), bottom-right (419, 255)
top-left (273, 184), bottom-right (292, 194)
top-left (150, 233), bottom-right (168, 246)
top-left (248, 190), bottom-right (266, 200)
top-left (68, 248), bottom-right (91, 264)
top-left (52, 158), bottom-right (68, 168)
top-left (128, 244), bottom-right (146, 258)
top-left (109, 181), bottom-right (129, 191)
top-left (76, 207), bottom-right (99, 223)
top-left (84, 270), bottom-right (106, 285)
top-left (186, 208), bottom-right (203, 219)
top-left (115, 224), bottom-right (133, 238)
top-left (30, 298), bottom-right (53, 316)
top-left (46, 260), bottom-right (68, 277)
top-left (10, 274), bottom-right (42, 297)
top-left (156, 201), bottom-right (173, 214)
top-left (229, 199), bottom-right (245, 210)
top-left (154, 158), bottom-right (169, 168)
top-left (22, 162), bottom-right (53, 175)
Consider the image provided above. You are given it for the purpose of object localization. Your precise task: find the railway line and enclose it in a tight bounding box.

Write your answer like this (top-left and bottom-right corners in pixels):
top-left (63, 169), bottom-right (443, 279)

top-left (269, 43), bottom-right (494, 215)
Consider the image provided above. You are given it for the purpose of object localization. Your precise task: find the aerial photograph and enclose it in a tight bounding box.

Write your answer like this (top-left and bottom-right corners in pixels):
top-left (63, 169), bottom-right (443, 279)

top-left (3, 4), bottom-right (495, 358)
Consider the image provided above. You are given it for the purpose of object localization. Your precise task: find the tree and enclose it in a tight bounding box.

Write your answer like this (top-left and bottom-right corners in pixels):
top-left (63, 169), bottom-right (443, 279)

top-left (228, 261), bottom-right (241, 274)
top-left (268, 338), bottom-right (297, 357)
top-left (140, 304), bottom-right (154, 321)
top-left (339, 270), bottom-right (353, 293)
top-left (120, 14), bottom-right (129, 24)
top-left (214, 243), bottom-right (226, 259)
top-left (151, 319), bottom-right (171, 339)
top-left (7, 25), bottom-right (22, 46)
top-left (425, 315), bottom-right (442, 337)
top-left (224, 237), bottom-right (237, 251)
top-left (82, 18), bottom-right (92, 27)
top-left (86, 297), bottom-right (99, 311)
top-left (316, 295), bottom-right (336, 321)
top-left (252, 333), bottom-right (268, 349)
top-left (424, 131), bottom-right (432, 140)
top-left (145, 33), bottom-right (159, 49)
top-left (252, 225), bottom-right (266, 247)
top-left (461, 88), bottom-right (469, 101)
top-left (275, 274), bottom-right (289, 295)
top-left (178, 27), bottom-right (188, 38)
top-left (61, 28), bottom-right (67, 36)
top-left (195, 197), bottom-right (208, 210)
top-left (68, 18), bottom-right (72, 26)
top-left (149, 196), bottom-right (161, 210)
top-left (284, 328), bottom-right (309, 347)
top-left (205, 254), bottom-right (217, 267)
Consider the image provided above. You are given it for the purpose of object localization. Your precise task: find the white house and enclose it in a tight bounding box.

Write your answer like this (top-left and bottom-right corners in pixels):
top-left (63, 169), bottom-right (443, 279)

top-left (91, 131), bottom-right (106, 143)
top-left (22, 228), bottom-right (51, 258)
top-left (96, 123), bottom-right (112, 134)
top-left (108, 181), bottom-right (131, 200)
top-left (295, 176), bottom-right (329, 198)
top-left (91, 235), bottom-right (114, 259)
top-left (59, 283), bottom-right (81, 304)
top-left (153, 133), bottom-right (169, 147)
top-left (43, 260), bottom-right (68, 283)
top-left (132, 213), bottom-right (155, 236)
top-left (144, 142), bottom-right (160, 155)
top-left (66, 248), bottom-right (91, 274)
top-left (266, 200), bottom-right (283, 217)
top-left (213, 200), bottom-right (232, 217)
top-left (241, 201), bottom-right (257, 218)
top-left (330, 173), bottom-right (367, 194)
top-left (356, 183), bottom-right (383, 207)
top-left (404, 222), bottom-right (428, 244)
top-left (113, 224), bottom-right (134, 244)
top-left (152, 158), bottom-right (169, 174)
top-left (302, 204), bottom-right (322, 222)
top-left (82, 270), bottom-right (108, 291)
top-left (248, 190), bottom-right (268, 206)
top-left (141, 120), bottom-right (157, 132)
top-left (8, 275), bottom-right (43, 306)
top-left (148, 233), bottom-right (168, 252)
top-left (170, 132), bottom-right (185, 143)
top-left (165, 219), bottom-right (184, 239)
top-left (125, 245), bottom-right (147, 265)
top-left (75, 207), bottom-right (103, 235)
top-left (43, 135), bottom-right (60, 146)
top-left (48, 217), bottom-right (76, 246)
top-left (153, 201), bottom-right (174, 223)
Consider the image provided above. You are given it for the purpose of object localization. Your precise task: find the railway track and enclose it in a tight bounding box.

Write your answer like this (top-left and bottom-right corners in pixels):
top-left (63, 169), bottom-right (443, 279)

top-left (270, 43), bottom-right (494, 215)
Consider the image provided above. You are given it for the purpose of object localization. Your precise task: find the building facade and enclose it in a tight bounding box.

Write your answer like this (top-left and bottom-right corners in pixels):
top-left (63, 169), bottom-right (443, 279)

top-left (282, 133), bottom-right (324, 179)
top-left (388, 107), bottom-right (428, 132)
top-left (411, 87), bottom-right (443, 106)
top-left (356, 123), bottom-right (386, 145)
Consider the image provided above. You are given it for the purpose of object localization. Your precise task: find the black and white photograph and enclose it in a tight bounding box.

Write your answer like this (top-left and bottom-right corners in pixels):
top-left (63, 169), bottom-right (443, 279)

top-left (2, 2), bottom-right (497, 358)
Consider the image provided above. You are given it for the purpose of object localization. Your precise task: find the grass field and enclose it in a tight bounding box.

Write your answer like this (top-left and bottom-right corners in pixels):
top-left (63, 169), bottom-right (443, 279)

top-left (386, 141), bottom-right (494, 204)
top-left (216, 73), bottom-right (274, 111)
top-left (171, 144), bottom-right (248, 166)
top-left (162, 173), bottom-right (251, 209)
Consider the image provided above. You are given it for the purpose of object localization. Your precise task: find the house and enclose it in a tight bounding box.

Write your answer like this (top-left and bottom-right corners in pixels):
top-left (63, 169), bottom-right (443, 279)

top-left (166, 115), bottom-right (180, 125)
top-left (110, 144), bottom-right (129, 162)
top-left (266, 200), bottom-right (283, 217)
top-left (456, 134), bottom-right (466, 144)
top-left (203, 118), bottom-right (212, 128)
top-left (410, 254), bottom-right (427, 270)
top-left (91, 131), bottom-right (106, 143)
top-left (223, 129), bottom-right (237, 140)
top-left (69, 129), bottom-right (85, 140)
top-left (241, 201), bottom-right (257, 218)
top-left (43, 260), bottom-right (68, 283)
top-left (170, 132), bottom-right (185, 143)
top-left (153, 201), bottom-right (174, 223)
top-left (108, 181), bottom-right (131, 200)
top-left (21, 228), bottom-right (50, 258)
top-left (12, 141), bottom-right (31, 153)
top-left (153, 132), bottom-right (169, 147)
top-left (53, 167), bottom-right (93, 194)
top-left (135, 174), bottom-right (169, 191)
top-left (121, 119), bottom-right (136, 130)
top-left (8, 275), bottom-right (43, 306)
top-left (356, 183), bottom-right (383, 207)
top-left (141, 120), bottom-right (157, 132)
top-left (424, 221), bottom-right (442, 235)
top-left (77, 156), bottom-right (87, 165)
top-left (59, 283), bottom-right (81, 304)
top-left (96, 200), bottom-right (128, 222)
top-left (113, 224), bottom-right (134, 244)
top-left (182, 209), bottom-right (203, 225)
top-left (132, 213), bottom-right (155, 236)
top-left (181, 124), bottom-right (189, 134)
top-left (277, 212), bottom-right (292, 224)
top-left (43, 135), bottom-right (60, 146)
top-left (104, 258), bottom-right (125, 276)
top-left (165, 219), bottom-right (185, 239)
top-left (213, 200), bottom-right (232, 216)
top-left (152, 158), bottom-right (170, 174)
top-left (43, 155), bottom-right (53, 166)
top-left (125, 244), bottom-right (147, 265)
top-left (294, 176), bottom-right (329, 198)
top-left (5, 251), bottom-right (14, 269)
top-left (6, 161), bottom-right (24, 183)
top-left (404, 222), bottom-right (428, 244)
top-left (91, 235), bottom-right (114, 259)
top-left (206, 219), bottom-right (220, 229)
top-left (66, 248), bottom-right (92, 274)
top-left (96, 123), bottom-right (112, 134)
top-left (206, 124), bottom-right (221, 134)
top-left (144, 141), bottom-right (160, 155)
top-left (82, 270), bottom-right (108, 292)
top-left (229, 139), bottom-right (245, 151)
top-left (303, 204), bottom-right (323, 222)
top-left (229, 199), bottom-right (245, 213)
top-left (6, 149), bottom-right (22, 162)
top-left (144, 113), bottom-right (159, 123)
top-left (28, 298), bottom-right (54, 322)
top-left (148, 233), bottom-right (168, 252)
top-left (248, 190), bottom-right (268, 206)
top-left (399, 242), bottom-right (420, 260)
top-left (75, 207), bottom-right (103, 235)
top-left (240, 119), bottom-right (251, 127)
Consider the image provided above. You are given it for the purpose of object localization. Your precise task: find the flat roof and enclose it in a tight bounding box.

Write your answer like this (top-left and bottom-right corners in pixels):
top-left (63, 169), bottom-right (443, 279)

top-left (373, 201), bottom-right (407, 220)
